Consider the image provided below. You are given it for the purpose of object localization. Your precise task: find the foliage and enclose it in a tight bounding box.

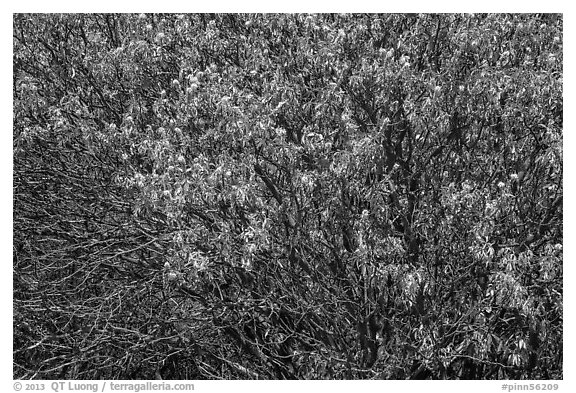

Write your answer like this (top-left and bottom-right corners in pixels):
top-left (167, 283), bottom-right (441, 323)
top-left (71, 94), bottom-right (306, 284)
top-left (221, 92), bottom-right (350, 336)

top-left (13, 13), bottom-right (562, 379)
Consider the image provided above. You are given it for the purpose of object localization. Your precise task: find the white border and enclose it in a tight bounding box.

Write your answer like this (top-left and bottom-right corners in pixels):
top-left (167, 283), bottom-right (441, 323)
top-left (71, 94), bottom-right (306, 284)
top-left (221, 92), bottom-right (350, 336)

top-left (3, 4), bottom-right (572, 392)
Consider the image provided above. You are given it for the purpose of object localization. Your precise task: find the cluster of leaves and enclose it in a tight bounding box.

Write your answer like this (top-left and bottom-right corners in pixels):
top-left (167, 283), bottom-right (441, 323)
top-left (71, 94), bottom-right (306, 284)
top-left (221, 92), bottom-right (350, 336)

top-left (14, 13), bottom-right (562, 379)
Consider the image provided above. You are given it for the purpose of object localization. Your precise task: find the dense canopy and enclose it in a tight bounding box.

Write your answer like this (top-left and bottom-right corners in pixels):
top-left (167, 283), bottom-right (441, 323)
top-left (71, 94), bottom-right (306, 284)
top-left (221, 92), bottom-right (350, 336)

top-left (14, 13), bottom-right (562, 379)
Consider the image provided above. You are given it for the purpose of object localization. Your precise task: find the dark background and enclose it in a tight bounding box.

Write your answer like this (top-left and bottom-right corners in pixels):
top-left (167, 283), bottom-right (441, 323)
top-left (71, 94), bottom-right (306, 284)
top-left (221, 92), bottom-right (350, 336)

top-left (13, 13), bottom-right (562, 379)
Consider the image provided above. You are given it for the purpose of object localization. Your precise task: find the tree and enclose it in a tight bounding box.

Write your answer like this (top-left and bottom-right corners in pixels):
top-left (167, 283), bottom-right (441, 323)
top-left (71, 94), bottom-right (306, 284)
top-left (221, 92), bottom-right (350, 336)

top-left (14, 13), bottom-right (562, 379)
